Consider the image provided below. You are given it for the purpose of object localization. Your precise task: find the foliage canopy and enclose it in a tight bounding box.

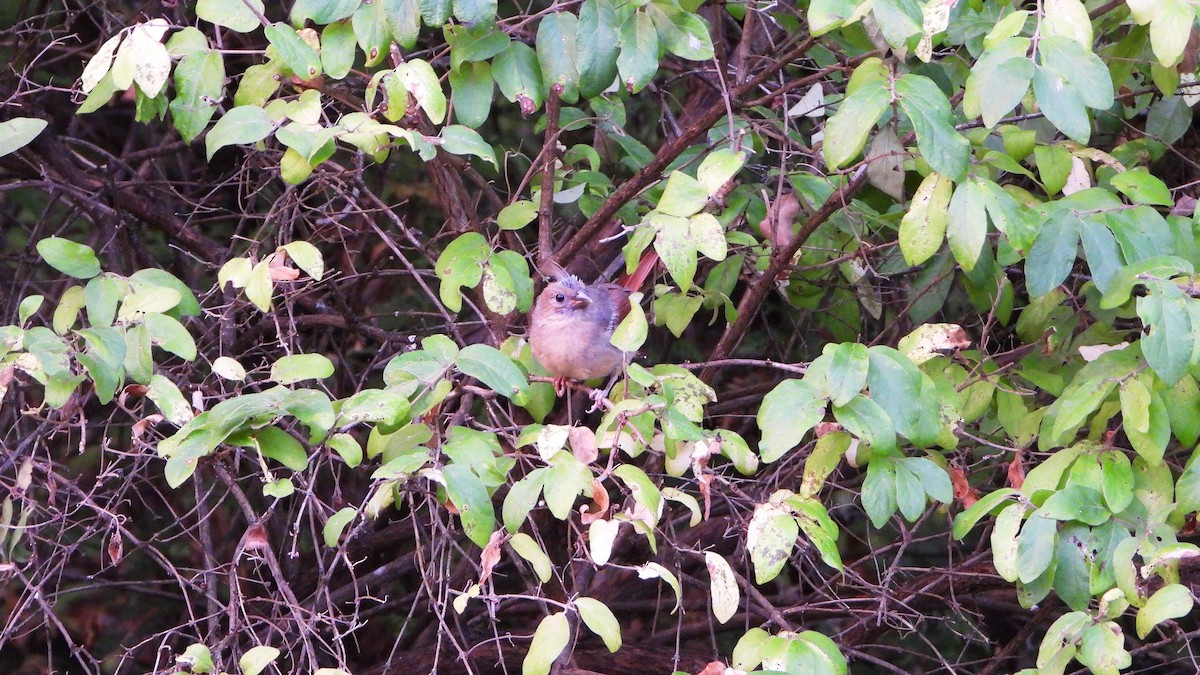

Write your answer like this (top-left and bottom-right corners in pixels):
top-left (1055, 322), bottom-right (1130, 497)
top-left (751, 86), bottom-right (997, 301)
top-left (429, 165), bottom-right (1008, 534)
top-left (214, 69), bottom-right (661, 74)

top-left (1, 0), bottom-right (1200, 673)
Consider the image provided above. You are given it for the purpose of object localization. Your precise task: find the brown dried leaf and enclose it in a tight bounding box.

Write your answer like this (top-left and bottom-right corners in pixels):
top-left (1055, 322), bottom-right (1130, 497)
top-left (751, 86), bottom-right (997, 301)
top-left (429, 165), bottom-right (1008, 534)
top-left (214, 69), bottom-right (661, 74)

top-left (1006, 452), bottom-right (1025, 490)
top-left (131, 414), bottom-right (163, 441)
top-left (479, 530), bottom-right (505, 584)
top-left (814, 421), bottom-right (842, 437)
top-left (107, 532), bottom-right (123, 566)
top-left (581, 479), bottom-right (610, 524)
top-left (569, 426), bottom-right (598, 464)
top-left (949, 463), bottom-right (978, 508)
top-left (760, 191), bottom-right (801, 248)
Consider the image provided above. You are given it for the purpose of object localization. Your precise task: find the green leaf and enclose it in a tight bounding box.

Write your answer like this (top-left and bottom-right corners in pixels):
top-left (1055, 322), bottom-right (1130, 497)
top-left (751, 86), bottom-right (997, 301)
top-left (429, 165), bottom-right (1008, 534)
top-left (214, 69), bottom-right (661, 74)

top-left (494, 42), bottom-right (544, 110)
top-left (510, 532), bottom-right (553, 583)
top-left (147, 373), bottom-right (193, 425)
top-left (654, 291), bottom-right (704, 338)
top-left (353, 0), bottom-right (390, 67)
top-left (647, 2), bottom-right (714, 61)
top-left (0, 117), bottom-right (48, 158)
top-left (862, 458), bottom-right (898, 528)
top-left (613, 463), bottom-right (661, 519)
top-left (1137, 279), bottom-right (1194, 386)
top-left (872, 0), bottom-right (922, 48)
top-left (1077, 621), bottom-right (1131, 674)
top-left (895, 75), bottom-right (970, 182)
top-left (946, 179), bottom-right (987, 270)
top-left (52, 287), bottom-right (82, 334)
top-left (456, 343), bottom-right (529, 400)
top-left (319, 21), bottom-right (356, 78)
top-left (747, 502), bottom-right (798, 583)
top-left (419, 0), bottom-right (450, 25)
top-left (327, 432), bottom-right (363, 468)
top-left (123, 324), bottom-right (153, 386)
top-left (1025, 207), bottom-right (1081, 297)
top-left (503, 469), bottom-right (546, 533)
top-left (169, 47), bottom-right (225, 141)
top-left (1100, 450), bottom-right (1134, 513)
top-left (1136, 583), bottom-right (1192, 638)
top-left (205, 106), bottom-right (274, 160)
top-left (823, 75), bottom-right (890, 170)
top-left (75, 326), bottom-right (126, 403)
top-left (446, 23), bottom-right (510, 67)
top-left (271, 353), bottom-right (334, 384)
top-left (453, 0), bottom-right (496, 24)
top-left (731, 628), bottom-right (771, 672)
top-left (833, 394), bottom-right (897, 452)
top-left (537, 12), bottom-right (581, 103)
top-left (757, 379), bottom-right (826, 463)
top-left (434, 232), bottom-right (489, 311)
top-left (1111, 168), bottom-right (1173, 206)
top-left (1031, 36), bottom-right (1114, 143)
top-left (657, 171), bottom-right (709, 217)
top-left (398, 59), bottom-right (448, 124)
top-left (144, 313), bottom-right (197, 361)
top-left (952, 488), bottom-right (1020, 539)
top-left (265, 23), bottom-right (321, 81)
top-left (1148, 0), bottom-right (1196, 67)
top-left (194, 0), bottom-right (262, 31)
top-left (239, 646), bottom-right (280, 675)
top-left (450, 61), bottom-right (494, 128)
top-left (440, 125), bottom-right (497, 168)
top-left (523, 612), bottom-right (570, 675)
top-left (1035, 144), bottom-right (1072, 195)
top-left (1124, 383), bottom-right (1170, 465)
top-left (82, 273), bottom-right (119, 326)
top-left (577, 0), bottom-right (620, 98)
top-left (19, 294), bottom-right (44, 326)
top-left (964, 38), bottom-right (1034, 129)
top-left (617, 11), bottom-right (658, 93)
top-left (323, 507), bottom-right (357, 547)
top-left (899, 172), bottom-right (952, 266)
top-left (385, 0), bottom-right (421, 49)
top-left (1049, 375), bottom-right (1117, 445)
top-left (651, 212), bottom-right (697, 291)
top-left (697, 148), bottom-right (746, 195)
top-left (689, 213), bottom-right (726, 260)
top-left (808, 342), bottom-right (868, 407)
top-left (905, 457), bottom-right (952, 503)
top-left (894, 460), bottom-right (925, 521)
top-left (340, 388), bottom-right (411, 428)
top-left (497, 200), bottom-right (538, 230)
top-left (808, 0), bottom-right (857, 35)
top-left (180, 644), bottom-right (215, 674)
top-left (575, 597), bottom-right (622, 652)
top-left (37, 237), bottom-right (101, 279)
top-left (1016, 513), bottom-right (1058, 583)
top-left (443, 463), bottom-right (495, 548)
top-left (1038, 485), bottom-right (1109, 525)
top-left (291, 0), bottom-right (359, 24)
top-left (610, 293), bottom-right (648, 352)
top-left (977, 178), bottom-right (1037, 252)
top-left (255, 426), bottom-right (308, 471)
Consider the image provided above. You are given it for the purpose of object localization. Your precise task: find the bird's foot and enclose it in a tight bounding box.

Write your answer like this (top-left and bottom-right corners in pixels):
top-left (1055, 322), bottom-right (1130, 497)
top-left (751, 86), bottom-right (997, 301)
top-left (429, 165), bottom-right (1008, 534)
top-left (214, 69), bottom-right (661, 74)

top-left (553, 376), bottom-right (568, 396)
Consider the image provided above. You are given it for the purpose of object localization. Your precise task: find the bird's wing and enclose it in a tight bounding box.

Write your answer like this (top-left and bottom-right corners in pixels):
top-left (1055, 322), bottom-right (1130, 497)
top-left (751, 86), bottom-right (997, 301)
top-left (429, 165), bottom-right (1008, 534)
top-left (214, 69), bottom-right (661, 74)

top-left (599, 284), bottom-right (633, 332)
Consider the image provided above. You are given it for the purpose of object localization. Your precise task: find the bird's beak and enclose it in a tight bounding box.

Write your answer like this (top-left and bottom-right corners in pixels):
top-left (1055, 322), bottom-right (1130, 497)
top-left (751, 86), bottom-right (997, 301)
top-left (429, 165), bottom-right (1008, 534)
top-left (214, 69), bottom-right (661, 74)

top-left (570, 290), bottom-right (591, 309)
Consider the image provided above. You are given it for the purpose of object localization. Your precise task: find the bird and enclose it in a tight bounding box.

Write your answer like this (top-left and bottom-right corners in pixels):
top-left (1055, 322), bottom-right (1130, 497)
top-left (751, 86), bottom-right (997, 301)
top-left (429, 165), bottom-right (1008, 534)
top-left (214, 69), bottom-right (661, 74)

top-left (529, 264), bottom-right (632, 395)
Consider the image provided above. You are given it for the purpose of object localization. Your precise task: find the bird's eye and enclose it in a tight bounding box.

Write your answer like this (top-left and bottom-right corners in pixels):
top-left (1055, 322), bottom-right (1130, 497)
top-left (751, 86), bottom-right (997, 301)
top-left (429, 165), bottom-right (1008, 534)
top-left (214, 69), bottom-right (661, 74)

top-left (554, 293), bottom-right (566, 303)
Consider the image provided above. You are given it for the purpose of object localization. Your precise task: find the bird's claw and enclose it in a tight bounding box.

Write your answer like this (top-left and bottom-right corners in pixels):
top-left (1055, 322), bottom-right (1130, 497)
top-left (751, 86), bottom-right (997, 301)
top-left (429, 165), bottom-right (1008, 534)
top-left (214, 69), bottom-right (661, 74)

top-left (586, 387), bottom-right (610, 413)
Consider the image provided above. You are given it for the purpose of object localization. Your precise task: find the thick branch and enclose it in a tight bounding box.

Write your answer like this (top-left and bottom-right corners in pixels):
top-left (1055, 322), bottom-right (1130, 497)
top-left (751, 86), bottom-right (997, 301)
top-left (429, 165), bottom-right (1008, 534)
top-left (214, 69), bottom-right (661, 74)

top-left (700, 167), bottom-right (869, 382)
